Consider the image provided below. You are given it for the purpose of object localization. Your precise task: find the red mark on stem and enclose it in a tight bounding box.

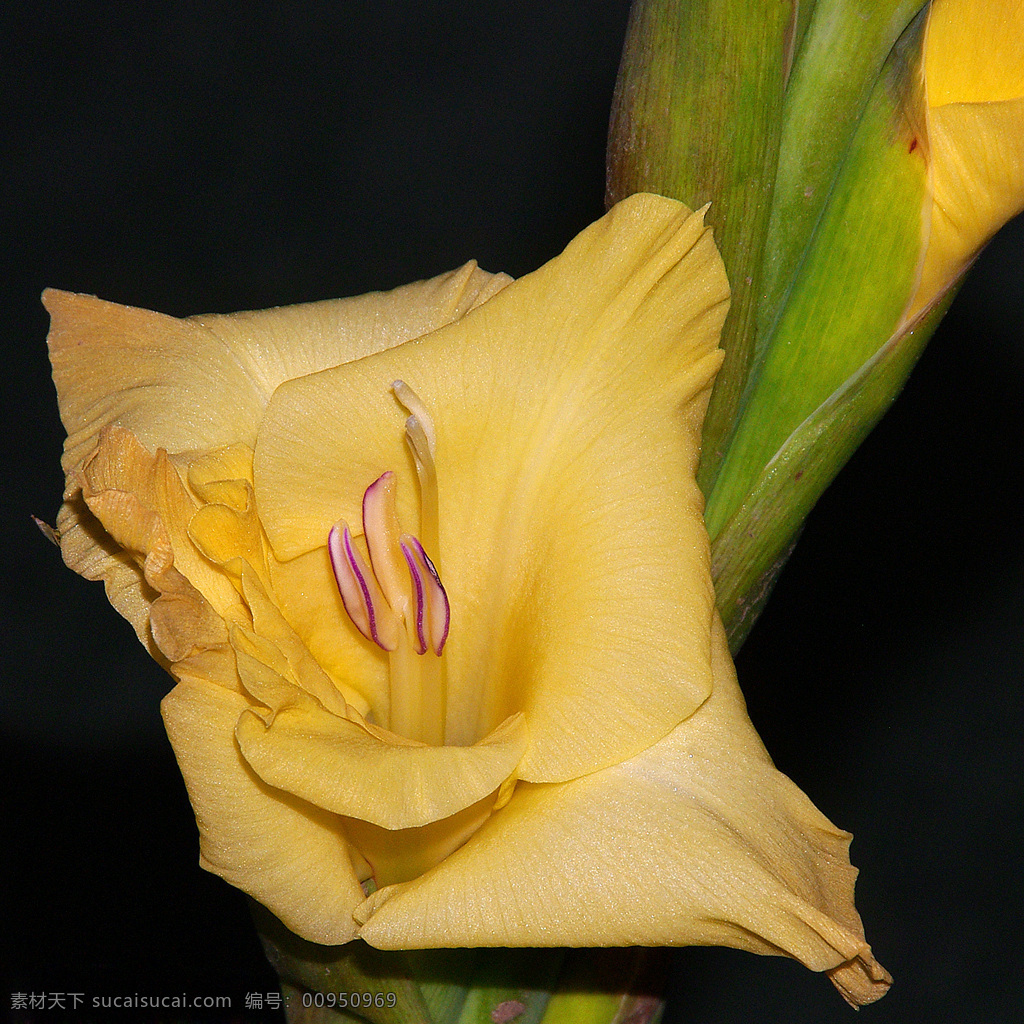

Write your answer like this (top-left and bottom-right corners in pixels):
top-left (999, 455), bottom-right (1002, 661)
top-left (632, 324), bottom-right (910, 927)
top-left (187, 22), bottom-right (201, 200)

top-left (491, 1000), bottom-right (526, 1023)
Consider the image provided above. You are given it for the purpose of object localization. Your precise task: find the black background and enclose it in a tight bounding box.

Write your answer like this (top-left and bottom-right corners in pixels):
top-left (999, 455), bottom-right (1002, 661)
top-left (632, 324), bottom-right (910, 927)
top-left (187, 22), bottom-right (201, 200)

top-left (2, 3), bottom-right (1022, 1022)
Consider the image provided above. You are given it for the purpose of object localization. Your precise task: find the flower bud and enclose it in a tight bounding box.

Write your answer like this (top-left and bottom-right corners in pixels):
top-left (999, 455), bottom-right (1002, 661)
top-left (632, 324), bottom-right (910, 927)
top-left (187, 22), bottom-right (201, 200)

top-left (910, 0), bottom-right (1024, 320)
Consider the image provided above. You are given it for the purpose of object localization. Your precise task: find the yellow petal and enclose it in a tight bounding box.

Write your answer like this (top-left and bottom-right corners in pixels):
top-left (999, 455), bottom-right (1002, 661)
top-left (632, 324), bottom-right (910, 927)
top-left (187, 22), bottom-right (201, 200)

top-left (54, 496), bottom-right (159, 657)
top-left (235, 569), bottom-right (357, 720)
top-left (45, 262), bottom-right (510, 470)
top-left (908, 0), bottom-right (1024, 319)
top-left (254, 193), bottom-right (729, 783)
top-left (232, 639), bottom-right (528, 830)
top-left (924, 0), bottom-right (1024, 106)
top-left (343, 790), bottom-right (504, 891)
top-left (356, 619), bottom-right (890, 1008)
top-left (161, 673), bottom-right (364, 945)
top-left (912, 98), bottom-right (1024, 318)
top-left (77, 425), bottom-right (242, 623)
top-left (64, 427), bottom-right (233, 663)
top-left (181, 447), bottom-right (382, 714)
top-left (267, 546), bottom-right (388, 717)
top-left (189, 261), bottom-right (510, 402)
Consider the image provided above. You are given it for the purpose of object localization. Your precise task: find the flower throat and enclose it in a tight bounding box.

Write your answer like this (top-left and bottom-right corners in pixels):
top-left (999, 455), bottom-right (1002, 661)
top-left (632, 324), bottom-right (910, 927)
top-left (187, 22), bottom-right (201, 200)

top-left (328, 382), bottom-right (449, 746)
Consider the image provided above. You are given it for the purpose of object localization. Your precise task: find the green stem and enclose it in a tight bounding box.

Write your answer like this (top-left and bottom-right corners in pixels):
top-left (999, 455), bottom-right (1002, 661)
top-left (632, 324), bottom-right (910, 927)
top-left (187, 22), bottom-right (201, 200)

top-left (256, 901), bottom-right (669, 1024)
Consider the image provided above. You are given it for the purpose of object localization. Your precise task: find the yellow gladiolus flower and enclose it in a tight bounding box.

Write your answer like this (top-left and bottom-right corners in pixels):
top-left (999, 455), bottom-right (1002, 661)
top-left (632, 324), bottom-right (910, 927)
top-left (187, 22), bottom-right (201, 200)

top-left (909, 0), bottom-right (1024, 319)
top-left (46, 194), bottom-right (889, 1005)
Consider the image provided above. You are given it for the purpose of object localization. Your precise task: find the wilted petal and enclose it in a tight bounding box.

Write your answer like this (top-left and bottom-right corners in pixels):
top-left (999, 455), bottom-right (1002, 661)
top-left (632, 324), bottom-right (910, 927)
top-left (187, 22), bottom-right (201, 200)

top-left (79, 426), bottom-right (241, 620)
top-left (71, 426), bottom-right (234, 661)
top-left (54, 496), bottom-right (159, 656)
top-left (356, 619), bottom-right (890, 1006)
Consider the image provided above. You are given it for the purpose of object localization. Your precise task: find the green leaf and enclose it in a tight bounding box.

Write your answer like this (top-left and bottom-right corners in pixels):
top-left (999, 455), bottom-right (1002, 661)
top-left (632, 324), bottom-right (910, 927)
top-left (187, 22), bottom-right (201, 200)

top-left (705, 16), bottom-right (929, 539)
top-left (713, 288), bottom-right (955, 650)
top-left (757, 0), bottom-right (926, 361)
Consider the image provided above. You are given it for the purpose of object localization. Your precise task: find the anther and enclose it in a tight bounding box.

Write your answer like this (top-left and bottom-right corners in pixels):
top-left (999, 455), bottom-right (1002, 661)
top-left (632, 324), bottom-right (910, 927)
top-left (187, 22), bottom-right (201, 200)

top-left (328, 521), bottom-right (400, 651)
top-left (331, 471), bottom-right (448, 657)
top-left (361, 472), bottom-right (410, 618)
top-left (400, 534), bottom-right (450, 655)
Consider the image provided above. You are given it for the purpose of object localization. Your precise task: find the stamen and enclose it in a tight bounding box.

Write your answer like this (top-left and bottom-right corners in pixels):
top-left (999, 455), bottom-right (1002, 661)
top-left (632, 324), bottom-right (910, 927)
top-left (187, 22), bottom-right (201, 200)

top-left (328, 521), bottom-right (400, 651)
top-left (400, 534), bottom-right (450, 655)
top-left (361, 471), bottom-right (411, 619)
top-left (329, 386), bottom-right (449, 745)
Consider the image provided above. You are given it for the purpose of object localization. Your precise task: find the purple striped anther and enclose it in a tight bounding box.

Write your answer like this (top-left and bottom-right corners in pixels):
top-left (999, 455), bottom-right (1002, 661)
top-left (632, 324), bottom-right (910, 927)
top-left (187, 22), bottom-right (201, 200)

top-left (328, 520), bottom-right (400, 651)
top-left (400, 534), bottom-right (450, 656)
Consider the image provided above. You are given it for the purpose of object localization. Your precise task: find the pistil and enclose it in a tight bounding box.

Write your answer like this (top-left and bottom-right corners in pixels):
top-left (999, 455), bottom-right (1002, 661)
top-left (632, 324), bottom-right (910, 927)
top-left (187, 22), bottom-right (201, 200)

top-left (328, 383), bottom-right (449, 746)
top-left (393, 380), bottom-right (440, 560)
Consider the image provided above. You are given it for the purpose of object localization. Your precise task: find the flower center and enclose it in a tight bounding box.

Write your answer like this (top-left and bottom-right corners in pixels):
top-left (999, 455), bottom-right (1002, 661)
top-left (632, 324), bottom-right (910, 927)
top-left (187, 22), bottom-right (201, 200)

top-left (328, 382), bottom-right (450, 746)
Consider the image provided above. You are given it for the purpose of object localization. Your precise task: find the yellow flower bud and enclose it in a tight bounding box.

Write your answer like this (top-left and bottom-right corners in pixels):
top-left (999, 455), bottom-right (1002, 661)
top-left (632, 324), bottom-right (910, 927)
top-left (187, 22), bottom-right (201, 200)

top-left (909, 0), bottom-right (1024, 319)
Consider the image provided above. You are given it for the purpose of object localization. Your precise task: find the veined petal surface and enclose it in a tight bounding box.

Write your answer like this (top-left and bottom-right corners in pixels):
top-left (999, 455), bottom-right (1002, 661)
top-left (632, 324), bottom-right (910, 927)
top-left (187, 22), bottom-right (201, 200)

top-left (45, 261), bottom-right (509, 470)
top-left (162, 672), bottom-right (365, 946)
top-left (255, 195), bottom-right (729, 783)
top-left (356, 619), bottom-right (891, 1007)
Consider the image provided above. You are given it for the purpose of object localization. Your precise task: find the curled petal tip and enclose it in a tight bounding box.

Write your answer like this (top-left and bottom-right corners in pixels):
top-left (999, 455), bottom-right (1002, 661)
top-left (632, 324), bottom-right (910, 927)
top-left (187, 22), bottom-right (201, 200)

top-left (32, 515), bottom-right (60, 546)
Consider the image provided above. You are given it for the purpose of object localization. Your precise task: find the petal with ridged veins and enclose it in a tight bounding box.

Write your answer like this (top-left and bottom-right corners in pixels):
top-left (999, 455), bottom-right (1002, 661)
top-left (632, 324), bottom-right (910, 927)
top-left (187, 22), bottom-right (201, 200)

top-left (355, 619), bottom-right (891, 1008)
top-left (254, 194), bottom-right (729, 784)
top-left (45, 262), bottom-right (510, 471)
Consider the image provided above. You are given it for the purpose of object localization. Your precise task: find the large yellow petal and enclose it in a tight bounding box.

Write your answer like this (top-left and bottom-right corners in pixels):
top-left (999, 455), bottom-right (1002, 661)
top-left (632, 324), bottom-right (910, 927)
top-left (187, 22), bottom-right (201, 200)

top-left (355, 618), bottom-right (890, 1008)
top-left (161, 672), bottom-right (365, 946)
top-left (45, 262), bottom-right (510, 471)
top-left (188, 261), bottom-right (510, 403)
top-left (232, 638), bottom-right (528, 830)
top-left (254, 194), bottom-right (729, 783)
